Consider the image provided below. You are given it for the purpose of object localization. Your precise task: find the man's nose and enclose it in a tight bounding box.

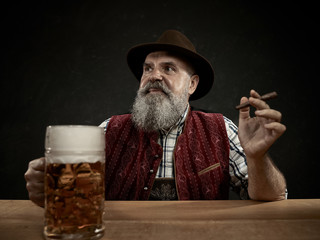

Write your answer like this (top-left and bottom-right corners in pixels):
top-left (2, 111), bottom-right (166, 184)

top-left (149, 68), bottom-right (163, 82)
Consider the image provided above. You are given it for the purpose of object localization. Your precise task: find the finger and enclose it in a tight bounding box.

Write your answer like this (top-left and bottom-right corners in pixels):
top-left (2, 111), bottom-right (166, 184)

top-left (239, 96), bottom-right (250, 120)
top-left (25, 158), bottom-right (45, 184)
top-left (250, 89), bottom-right (261, 98)
top-left (28, 192), bottom-right (45, 208)
top-left (26, 180), bottom-right (45, 207)
top-left (249, 97), bottom-right (270, 110)
top-left (264, 122), bottom-right (287, 137)
top-left (25, 169), bottom-right (44, 182)
top-left (29, 157), bottom-right (45, 171)
top-left (26, 181), bottom-right (44, 193)
top-left (255, 109), bottom-right (282, 122)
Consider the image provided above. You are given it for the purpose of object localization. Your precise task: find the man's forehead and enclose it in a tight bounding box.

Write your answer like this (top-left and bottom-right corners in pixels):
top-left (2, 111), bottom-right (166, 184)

top-left (145, 51), bottom-right (185, 62)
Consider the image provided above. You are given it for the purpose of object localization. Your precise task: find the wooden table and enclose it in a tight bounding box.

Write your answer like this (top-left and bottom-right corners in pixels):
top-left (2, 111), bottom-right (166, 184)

top-left (0, 199), bottom-right (319, 239)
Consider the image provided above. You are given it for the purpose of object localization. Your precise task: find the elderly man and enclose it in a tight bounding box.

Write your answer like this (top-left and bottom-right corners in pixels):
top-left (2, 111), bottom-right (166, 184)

top-left (25, 30), bottom-right (287, 206)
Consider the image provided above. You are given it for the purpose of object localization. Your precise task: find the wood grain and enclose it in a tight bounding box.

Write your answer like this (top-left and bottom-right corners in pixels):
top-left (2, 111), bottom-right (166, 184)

top-left (0, 200), bottom-right (319, 240)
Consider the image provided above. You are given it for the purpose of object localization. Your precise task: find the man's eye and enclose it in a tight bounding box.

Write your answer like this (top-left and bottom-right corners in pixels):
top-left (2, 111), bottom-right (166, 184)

top-left (144, 66), bottom-right (152, 72)
top-left (165, 66), bottom-right (175, 72)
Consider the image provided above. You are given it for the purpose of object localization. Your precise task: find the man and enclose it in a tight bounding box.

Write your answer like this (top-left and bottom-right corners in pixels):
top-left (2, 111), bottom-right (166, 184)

top-left (25, 30), bottom-right (287, 206)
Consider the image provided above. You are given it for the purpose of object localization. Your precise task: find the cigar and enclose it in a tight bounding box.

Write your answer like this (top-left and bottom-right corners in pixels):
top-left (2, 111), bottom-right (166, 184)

top-left (235, 91), bottom-right (278, 110)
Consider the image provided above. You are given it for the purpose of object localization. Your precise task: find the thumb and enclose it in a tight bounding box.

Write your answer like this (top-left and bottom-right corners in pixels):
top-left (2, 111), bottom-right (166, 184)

top-left (239, 97), bottom-right (250, 120)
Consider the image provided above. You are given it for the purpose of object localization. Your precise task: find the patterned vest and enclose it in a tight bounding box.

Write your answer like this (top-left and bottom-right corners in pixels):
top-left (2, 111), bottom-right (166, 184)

top-left (105, 111), bottom-right (230, 200)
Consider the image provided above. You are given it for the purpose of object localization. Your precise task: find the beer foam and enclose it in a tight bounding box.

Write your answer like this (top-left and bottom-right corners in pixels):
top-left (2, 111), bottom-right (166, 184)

top-left (45, 152), bottom-right (105, 164)
top-left (45, 125), bottom-right (105, 152)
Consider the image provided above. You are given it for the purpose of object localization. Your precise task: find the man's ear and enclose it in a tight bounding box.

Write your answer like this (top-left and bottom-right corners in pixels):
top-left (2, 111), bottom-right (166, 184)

top-left (188, 75), bottom-right (199, 95)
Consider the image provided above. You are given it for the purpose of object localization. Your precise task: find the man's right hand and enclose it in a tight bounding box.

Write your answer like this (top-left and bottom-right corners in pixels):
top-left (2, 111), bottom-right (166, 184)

top-left (24, 157), bottom-right (45, 207)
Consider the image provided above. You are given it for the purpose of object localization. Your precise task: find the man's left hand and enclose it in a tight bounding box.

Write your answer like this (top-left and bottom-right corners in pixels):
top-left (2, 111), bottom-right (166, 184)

top-left (238, 89), bottom-right (286, 159)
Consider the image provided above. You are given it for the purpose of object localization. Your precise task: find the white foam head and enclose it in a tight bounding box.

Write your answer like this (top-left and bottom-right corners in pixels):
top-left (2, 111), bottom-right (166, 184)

top-left (45, 125), bottom-right (105, 151)
top-left (45, 125), bottom-right (105, 164)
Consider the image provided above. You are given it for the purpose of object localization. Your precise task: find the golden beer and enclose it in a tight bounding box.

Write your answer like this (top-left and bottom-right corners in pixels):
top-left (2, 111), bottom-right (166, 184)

top-left (44, 126), bottom-right (105, 240)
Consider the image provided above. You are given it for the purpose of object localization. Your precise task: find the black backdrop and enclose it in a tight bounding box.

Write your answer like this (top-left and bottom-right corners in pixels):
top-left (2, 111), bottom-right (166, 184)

top-left (1, 0), bottom-right (318, 199)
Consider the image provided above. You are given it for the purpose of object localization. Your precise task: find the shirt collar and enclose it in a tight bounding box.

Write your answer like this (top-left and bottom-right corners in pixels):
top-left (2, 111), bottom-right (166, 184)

top-left (159, 104), bottom-right (189, 135)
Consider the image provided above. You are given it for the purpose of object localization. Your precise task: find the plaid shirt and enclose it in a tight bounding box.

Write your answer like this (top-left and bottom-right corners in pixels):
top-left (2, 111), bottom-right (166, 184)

top-left (99, 107), bottom-right (249, 199)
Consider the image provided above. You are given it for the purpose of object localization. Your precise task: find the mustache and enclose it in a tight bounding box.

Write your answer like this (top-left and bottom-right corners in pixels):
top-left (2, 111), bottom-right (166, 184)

top-left (139, 81), bottom-right (171, 96)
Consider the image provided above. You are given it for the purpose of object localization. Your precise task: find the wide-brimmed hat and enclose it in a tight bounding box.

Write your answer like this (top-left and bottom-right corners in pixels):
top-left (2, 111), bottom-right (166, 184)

top-left (127, 30), bottom-right (214, 100)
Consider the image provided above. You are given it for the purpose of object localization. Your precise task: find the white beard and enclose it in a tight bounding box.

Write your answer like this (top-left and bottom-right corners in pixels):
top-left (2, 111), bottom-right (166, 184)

top-left (131, 81), bottom-right (189, 132)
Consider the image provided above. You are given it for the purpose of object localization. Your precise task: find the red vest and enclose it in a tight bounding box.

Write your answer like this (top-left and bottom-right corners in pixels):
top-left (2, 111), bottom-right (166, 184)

top-left (105, 111), bottom-right (230, 200)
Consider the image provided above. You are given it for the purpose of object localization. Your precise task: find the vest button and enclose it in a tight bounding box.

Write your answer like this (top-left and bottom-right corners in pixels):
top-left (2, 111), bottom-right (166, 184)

top-left (144, 187), bottom-right (148, 191)
top-left (154, 154), bottom-right (159, 158)
top-left (149, 169), bottom-right (154, 173)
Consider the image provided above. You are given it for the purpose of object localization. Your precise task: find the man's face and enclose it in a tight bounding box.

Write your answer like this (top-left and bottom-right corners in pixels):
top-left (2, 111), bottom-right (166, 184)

top-left (139, 51), bottom-right (199, 99)
top-left (131, 51), bottom-right (199, 132)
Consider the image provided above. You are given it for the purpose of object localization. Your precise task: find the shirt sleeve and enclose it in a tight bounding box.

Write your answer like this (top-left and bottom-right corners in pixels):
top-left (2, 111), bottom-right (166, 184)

top-left (98, 118), bottom-right (111, 133)
top-left (223, 116), bottom-right (249, 200)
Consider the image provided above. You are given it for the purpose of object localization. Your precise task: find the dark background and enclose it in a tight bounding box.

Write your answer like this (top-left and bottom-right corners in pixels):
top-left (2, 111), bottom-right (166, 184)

top-left (1, 0), bottom-right (317, 199)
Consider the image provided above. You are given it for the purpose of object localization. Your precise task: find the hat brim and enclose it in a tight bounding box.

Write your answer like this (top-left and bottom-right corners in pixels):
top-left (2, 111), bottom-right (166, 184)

top-left (127, 43), bottom-right (214, 101)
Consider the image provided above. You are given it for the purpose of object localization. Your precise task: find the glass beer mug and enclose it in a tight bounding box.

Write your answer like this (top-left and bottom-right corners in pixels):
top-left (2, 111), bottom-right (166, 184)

top-left (44, 125), bottom-right (105, 240)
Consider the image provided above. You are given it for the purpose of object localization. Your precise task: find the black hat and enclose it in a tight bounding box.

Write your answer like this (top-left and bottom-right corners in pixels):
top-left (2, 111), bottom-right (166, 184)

top-left (127, 30), bottom-right (214, 100)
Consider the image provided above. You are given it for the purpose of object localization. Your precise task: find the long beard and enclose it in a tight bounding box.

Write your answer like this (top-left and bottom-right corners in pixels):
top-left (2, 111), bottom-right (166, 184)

top-left (131, 81), bottom-right (189, 132)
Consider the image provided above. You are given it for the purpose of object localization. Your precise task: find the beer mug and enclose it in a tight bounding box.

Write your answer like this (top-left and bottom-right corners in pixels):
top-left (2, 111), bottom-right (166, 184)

top-left (44, 126), bottom-right (105, 240)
